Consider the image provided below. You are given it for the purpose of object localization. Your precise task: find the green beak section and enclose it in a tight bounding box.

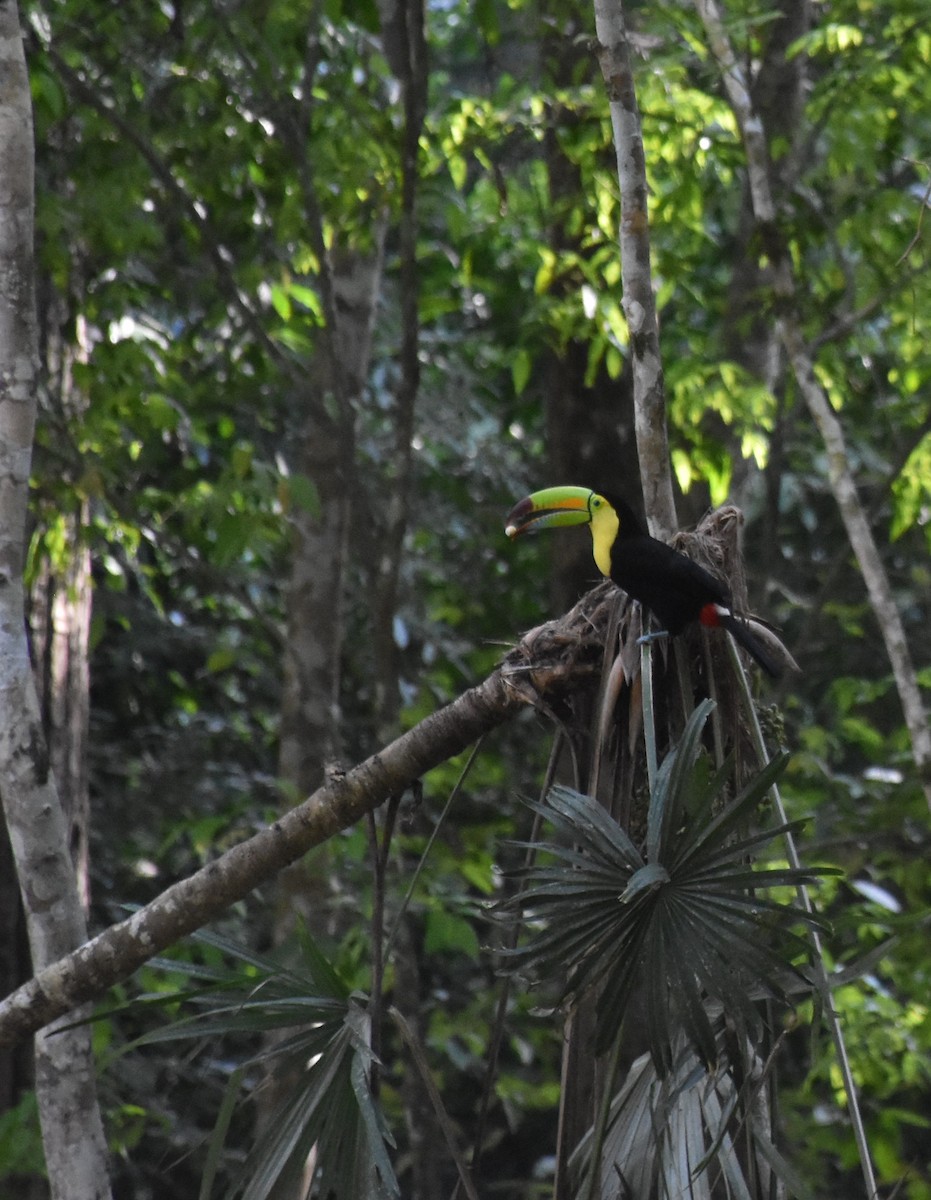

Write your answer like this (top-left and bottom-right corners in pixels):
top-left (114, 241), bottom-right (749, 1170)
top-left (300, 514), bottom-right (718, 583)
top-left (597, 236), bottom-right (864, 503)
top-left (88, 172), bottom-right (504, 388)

top-left (504, 486), bottom-right (595, 538)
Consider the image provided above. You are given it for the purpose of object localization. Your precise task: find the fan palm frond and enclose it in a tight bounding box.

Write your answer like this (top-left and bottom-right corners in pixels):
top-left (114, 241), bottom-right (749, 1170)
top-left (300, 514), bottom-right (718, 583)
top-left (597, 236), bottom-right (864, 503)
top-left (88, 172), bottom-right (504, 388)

top-left (503, 700), bottom-right (830, 1074)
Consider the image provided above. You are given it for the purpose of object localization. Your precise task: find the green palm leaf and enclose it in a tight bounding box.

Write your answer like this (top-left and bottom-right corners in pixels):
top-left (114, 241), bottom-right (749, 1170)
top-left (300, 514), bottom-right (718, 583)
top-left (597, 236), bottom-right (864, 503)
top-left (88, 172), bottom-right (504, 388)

top-left (504, 701), bottom-right (831, 1073)
top-left (111, 924), bottom-right (398, 1200)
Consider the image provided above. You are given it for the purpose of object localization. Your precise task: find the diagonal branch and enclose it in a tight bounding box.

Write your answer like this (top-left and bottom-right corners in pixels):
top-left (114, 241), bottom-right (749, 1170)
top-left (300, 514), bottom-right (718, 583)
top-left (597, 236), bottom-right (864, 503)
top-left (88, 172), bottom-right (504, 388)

top-left (0, 591), bottom-right (611, 1049)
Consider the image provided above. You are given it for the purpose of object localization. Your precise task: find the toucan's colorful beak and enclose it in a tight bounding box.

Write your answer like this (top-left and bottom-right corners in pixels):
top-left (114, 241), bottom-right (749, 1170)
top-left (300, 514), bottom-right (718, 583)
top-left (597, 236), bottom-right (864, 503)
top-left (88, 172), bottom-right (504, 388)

top-left (504, 487), bottom-right (594, 538)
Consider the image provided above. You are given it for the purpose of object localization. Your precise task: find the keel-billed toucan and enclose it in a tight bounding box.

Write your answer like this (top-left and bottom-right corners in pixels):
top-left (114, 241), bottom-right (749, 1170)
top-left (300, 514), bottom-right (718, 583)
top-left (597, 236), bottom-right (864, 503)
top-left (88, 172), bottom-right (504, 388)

top-left (505, 486), bottom-right (781, 678)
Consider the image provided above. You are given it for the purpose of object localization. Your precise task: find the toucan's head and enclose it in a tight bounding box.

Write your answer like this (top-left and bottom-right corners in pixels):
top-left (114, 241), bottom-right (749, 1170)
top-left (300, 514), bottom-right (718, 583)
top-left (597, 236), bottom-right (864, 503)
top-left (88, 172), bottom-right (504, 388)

top-left (505, 486), bottom-right (621, 577)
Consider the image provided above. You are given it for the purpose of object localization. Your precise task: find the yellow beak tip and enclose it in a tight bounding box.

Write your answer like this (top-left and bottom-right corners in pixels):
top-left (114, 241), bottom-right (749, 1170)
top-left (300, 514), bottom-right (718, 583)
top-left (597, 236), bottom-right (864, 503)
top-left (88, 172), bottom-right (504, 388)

top-left (505, 524), bottom-right (518, 538)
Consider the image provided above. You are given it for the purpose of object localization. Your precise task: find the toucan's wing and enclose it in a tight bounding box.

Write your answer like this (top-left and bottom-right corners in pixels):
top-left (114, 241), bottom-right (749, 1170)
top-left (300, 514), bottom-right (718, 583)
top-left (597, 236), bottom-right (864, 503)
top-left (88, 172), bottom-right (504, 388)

top-left (609, 537), bottom-right (729, 634)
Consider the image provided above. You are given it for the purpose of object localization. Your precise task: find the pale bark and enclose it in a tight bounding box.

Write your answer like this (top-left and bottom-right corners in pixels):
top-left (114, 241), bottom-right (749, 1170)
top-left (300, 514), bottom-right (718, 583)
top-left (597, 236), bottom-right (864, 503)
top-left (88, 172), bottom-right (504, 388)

top-left (29, 511), bottom-right (93, 906)
top-left (694, 0), bottom-right (931, 812)
top-left (0, 5), bottom-right (111, 1196)
top-left (593, 0), bottom-right (677, 539)
top-left (0, 591), bottom-right (610, 1048)
top-left (540, 46), bottom-right (641, 611)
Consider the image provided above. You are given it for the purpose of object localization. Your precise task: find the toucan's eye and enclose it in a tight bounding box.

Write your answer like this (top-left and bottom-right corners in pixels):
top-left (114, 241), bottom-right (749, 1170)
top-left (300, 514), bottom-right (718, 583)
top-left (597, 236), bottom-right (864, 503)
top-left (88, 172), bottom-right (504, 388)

top-left (592, 497), bottom-right (601, 509)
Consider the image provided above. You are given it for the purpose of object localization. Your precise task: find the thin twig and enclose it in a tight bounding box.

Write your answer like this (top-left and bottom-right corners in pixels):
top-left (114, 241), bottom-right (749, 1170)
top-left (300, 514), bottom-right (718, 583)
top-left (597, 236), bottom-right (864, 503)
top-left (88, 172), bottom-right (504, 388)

top-left (582, 1020), bottom-right (626, 1200)
top-left (727, 634), bottom-right (879, 1200)
top-left (390, 1007), bottom-right (482, 1200)
top-left (462, 733), bottom-right (565, 1192)
top-left (367, 791), bottom-right (401, 1095)
top-left (384, 739), bottom-right (485, 960)
top-left (640, 640), bottom-right (658, 791)
top-left (894, 160), bottom-right (931, 266)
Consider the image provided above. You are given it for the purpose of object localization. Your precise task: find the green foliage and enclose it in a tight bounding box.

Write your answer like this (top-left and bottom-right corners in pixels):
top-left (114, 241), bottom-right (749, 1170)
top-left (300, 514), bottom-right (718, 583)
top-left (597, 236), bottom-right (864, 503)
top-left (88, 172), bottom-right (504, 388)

top-left (112, 927), bottom-right (399, 1200)
top-left (14, 0), bottom-right (931, 1191)
top-left (424, 907), bottom-right (481, 958)
top-left (0, 1092), bottom-right (46, 1180)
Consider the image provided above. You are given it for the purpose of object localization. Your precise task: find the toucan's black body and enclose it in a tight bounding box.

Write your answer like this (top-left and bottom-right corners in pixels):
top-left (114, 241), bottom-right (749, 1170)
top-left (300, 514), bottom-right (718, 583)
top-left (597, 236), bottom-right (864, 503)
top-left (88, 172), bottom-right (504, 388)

top-left (598, 492), bottom-right (731, 635)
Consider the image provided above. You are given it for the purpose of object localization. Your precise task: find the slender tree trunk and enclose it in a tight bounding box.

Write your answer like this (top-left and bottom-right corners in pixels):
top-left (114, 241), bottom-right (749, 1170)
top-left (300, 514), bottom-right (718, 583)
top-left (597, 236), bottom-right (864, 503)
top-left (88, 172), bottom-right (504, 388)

top-left (0, 7), bottom-right (111, 1197)
top-left (547, 3), bottom-right (679, 1188)
top-left (722, 0), bottom-right (810, 534)
top-left (270, 250), bottom-right (382, 1197)
top-left (369, 0), bottom-right (427, 741)
top-left (694, 0), bottom-right (931, 813)
top-left (594, 0), bottom-right (676, 540)
top-left (278, 402), bottom-right (356, 801)
top-left (29, 302), bottom-right (94, 909)
top-left (539, 23), bottom-right (640, 609)
top-left (361, 4), bottom-right (446, 1193)
top-left (267, 58), bottom-right (386, 1185)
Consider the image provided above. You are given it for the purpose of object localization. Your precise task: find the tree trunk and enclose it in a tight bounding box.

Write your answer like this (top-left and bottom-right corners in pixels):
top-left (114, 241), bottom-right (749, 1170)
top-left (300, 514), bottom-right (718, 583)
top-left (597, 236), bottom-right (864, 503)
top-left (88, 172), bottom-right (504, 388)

top-left (0, 7), bottom-right (112, 1197)
top-left (548, 2), bottom-right (679, 1184)
top-left (274, 242), bottom-right (384, 916)
top-left (29, 282), bottom-right (94, 910)
top-left (269, 239), bottom-right (384, 1198)
top-left (540, 21), bottom-right (641, 614)
top-left (278, 401), bottom-right (356, 801)
top-left (721, 0), bottom-right (810, 524)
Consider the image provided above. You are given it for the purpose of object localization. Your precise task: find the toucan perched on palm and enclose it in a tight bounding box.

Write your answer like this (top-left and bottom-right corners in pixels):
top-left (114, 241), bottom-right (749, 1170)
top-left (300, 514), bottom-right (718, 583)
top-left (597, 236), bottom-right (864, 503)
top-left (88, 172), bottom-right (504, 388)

top-left (505, 486), bottom-right (781, 678)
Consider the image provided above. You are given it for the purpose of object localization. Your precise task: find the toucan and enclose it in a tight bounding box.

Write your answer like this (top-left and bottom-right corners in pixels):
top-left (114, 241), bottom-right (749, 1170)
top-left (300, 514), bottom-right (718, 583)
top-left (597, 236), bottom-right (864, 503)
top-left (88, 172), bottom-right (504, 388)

top-left (505, 486), bottom-right (781, 678)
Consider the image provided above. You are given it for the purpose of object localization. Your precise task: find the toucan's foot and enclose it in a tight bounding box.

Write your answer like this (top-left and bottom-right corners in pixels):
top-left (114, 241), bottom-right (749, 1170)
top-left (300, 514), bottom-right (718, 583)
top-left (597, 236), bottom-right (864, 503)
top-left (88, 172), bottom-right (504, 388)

top-left (636, 629), bottom-right (670, 647)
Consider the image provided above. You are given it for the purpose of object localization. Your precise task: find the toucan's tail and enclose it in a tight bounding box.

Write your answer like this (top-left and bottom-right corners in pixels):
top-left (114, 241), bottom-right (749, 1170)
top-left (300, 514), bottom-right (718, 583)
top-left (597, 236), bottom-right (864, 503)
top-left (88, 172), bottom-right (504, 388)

top-left (717, 611), bottom-right (783, 679)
